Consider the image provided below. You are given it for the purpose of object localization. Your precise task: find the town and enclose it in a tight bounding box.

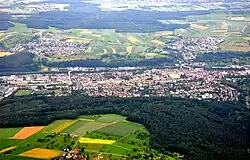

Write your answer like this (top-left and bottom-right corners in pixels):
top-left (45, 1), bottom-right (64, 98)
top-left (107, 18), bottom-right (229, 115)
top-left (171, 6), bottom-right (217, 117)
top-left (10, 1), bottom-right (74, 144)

top-left (1, 66), bottom-right (249, 102)
top-left (163, 37), bottom-right (224, 61)
top-left (11, 36), bottom-right (89, 58)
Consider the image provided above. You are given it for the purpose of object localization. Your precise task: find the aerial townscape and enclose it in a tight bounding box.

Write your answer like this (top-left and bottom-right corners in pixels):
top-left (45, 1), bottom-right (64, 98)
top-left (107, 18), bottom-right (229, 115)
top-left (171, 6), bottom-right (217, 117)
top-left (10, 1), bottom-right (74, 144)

top-left (0, 0), bottom-right (250, 160)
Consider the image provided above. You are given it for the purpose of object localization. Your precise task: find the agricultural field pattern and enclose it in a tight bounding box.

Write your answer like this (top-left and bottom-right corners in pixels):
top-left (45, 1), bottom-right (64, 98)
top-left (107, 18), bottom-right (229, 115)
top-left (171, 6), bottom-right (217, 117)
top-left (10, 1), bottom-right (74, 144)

top-left (0, 0), bottom-right (250, 72)
top-left (0, 114), bottom-right (178, 160)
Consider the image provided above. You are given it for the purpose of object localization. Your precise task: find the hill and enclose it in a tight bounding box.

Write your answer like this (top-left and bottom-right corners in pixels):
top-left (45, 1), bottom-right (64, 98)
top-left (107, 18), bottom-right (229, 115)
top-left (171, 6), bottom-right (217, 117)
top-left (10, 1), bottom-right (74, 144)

top-left (0, 96), bottom-right (250, 160)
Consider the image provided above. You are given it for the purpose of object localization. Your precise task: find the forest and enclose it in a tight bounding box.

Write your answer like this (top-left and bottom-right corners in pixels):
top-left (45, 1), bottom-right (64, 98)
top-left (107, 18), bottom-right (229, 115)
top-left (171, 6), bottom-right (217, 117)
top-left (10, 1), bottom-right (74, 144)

top-left (1, 95), bottom-right (250, 160)
top-left (196, 52), bottom-right (250, 62)
top-left (0, 52), bottom-right (39, 72)
top-left (0, 13), bottom-right (14, 30)
top-left (14, 2), bottom-right (210, 33)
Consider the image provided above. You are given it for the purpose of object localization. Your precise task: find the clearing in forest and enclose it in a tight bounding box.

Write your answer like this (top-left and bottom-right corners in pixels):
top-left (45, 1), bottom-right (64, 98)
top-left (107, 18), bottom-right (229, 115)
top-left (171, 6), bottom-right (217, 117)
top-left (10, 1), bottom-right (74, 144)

top-left (11, 126), bottom-right (45, 139)
top-left (79, 137), bottom-right (116, 144)
top-left (96, 114), bottom-right (126, 123)
top-left (15, 90), bottom-right (31, 96)
top-left (19, 148), bottom-right (62, 159)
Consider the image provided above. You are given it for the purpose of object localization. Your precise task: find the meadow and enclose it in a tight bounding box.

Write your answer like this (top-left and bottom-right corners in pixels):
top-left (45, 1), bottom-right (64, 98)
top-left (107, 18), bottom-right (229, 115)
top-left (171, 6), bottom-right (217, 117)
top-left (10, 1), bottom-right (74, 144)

top-left (0, 114), bottom-right (177, 160)
top-left (15, 90), bottom-right (31, 96)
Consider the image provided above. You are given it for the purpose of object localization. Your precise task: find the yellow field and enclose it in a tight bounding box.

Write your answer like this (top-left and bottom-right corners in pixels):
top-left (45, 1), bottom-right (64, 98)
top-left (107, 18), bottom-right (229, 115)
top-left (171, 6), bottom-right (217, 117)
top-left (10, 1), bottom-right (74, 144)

top-left (0, 146), bottom-right (17, 154)
top-left (85, 47), bottom-right (92, 52)
top-left (80, 29), bottom-right (92, 34)
top-left (0, 51), bottom-right (13, 57)
top-left (127, 36), bottom-right (138, 44)
top-left (79, 118), bottom-right (95, 122)
top-left (40, 67), bottom-right (49, 72)
top-left (19, 148), bottom-right (62, 159)
top-left (79, 137), bottom-right (116, 144)
top-left (92, 34), bottom-right (102, 38)
top-left (126, 46), bottom-right (133, 54)
top-left (151, 40), bottom-right (165, 46)
top-left (11, 126), bottom-right (45, 139)
top-left (112, 48), bottom-right (116, 54)
top-left (103, 49), bottom-right (107, 54)
top-left (190, 24), bottom-right (208, 30)
top-left (212, 30), bottom-right (227, 33)
top-left (231, 16), bottom-right (245, 21)
top-left (66, 38), bottom-right (91, 43)
top-left (175, 29), bottom-right (186, 33)
top-left (52, 120), bottom-right (77, 133)
top-left (221, 22), bottom-right (228, 30)
top-left (0, 32), bottom-right (5, 38)
top-left (155, 31), bottom-right (173, 37)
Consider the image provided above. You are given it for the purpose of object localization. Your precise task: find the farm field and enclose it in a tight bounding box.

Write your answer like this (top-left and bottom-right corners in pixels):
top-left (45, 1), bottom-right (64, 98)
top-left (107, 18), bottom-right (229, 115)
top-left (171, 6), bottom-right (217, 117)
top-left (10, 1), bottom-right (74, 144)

top-left (11, 126), bottom-right (45, 139)
top-left (96, 121), bottom-right (142, 136)
top-left (19, 148), bottom-right (62, 159)
top-left (0, 114), bottom-right (179, 160)
top-left (15, 90), bottom-right (31, 96)
top-left (0, 52), bottom-right (13, 57)
top-left (0, 128), bottom-right (22, 139)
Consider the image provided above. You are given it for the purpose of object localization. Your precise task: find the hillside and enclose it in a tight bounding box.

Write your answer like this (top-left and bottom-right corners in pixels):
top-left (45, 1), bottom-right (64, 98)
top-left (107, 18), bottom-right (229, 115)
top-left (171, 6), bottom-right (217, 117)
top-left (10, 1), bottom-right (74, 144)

top-left (0, 114), bottom-right (177, 160)
top-left (0, 96), bottom-right (250, 160)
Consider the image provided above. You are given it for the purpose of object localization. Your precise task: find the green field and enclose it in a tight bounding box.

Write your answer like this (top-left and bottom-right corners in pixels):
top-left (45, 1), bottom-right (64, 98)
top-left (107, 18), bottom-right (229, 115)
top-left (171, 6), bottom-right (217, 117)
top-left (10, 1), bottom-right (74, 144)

top-left (96, 121), bottom-right (142, 136)
top-left (0, 128), bottom-right (22, 139)
top-left (42, 120), bottom-right (71, 133)
top-left (96, 114), bottom-right (126, 123)
top-left (61, 120), bottom-right (89, 134)
top-left (0, 114), bottom-right (179, 160)
top-left (15, 90), bottom-right (31, 96)
top-left (71, 121), bottom-right (108, 136)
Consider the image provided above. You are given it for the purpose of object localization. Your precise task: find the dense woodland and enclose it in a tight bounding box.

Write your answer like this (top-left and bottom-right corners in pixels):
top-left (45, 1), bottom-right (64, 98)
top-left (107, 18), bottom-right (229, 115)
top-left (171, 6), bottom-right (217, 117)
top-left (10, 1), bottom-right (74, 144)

top-left (0, 52), bottom-right (39, 72)
top-left (0, 13), bottom-right (13, 30)
top-left (1, 95), bottom-right (250, 160)
top-left (196, 52), bottom-right (250, 61)
top-left (14, 2), bottom-right (210, 33)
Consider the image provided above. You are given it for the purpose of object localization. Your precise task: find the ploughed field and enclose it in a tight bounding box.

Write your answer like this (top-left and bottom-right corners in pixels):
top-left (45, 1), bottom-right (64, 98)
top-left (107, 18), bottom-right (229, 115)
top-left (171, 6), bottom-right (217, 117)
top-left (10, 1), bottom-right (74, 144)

top-left (0, 114), bottom-right (177, 160)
